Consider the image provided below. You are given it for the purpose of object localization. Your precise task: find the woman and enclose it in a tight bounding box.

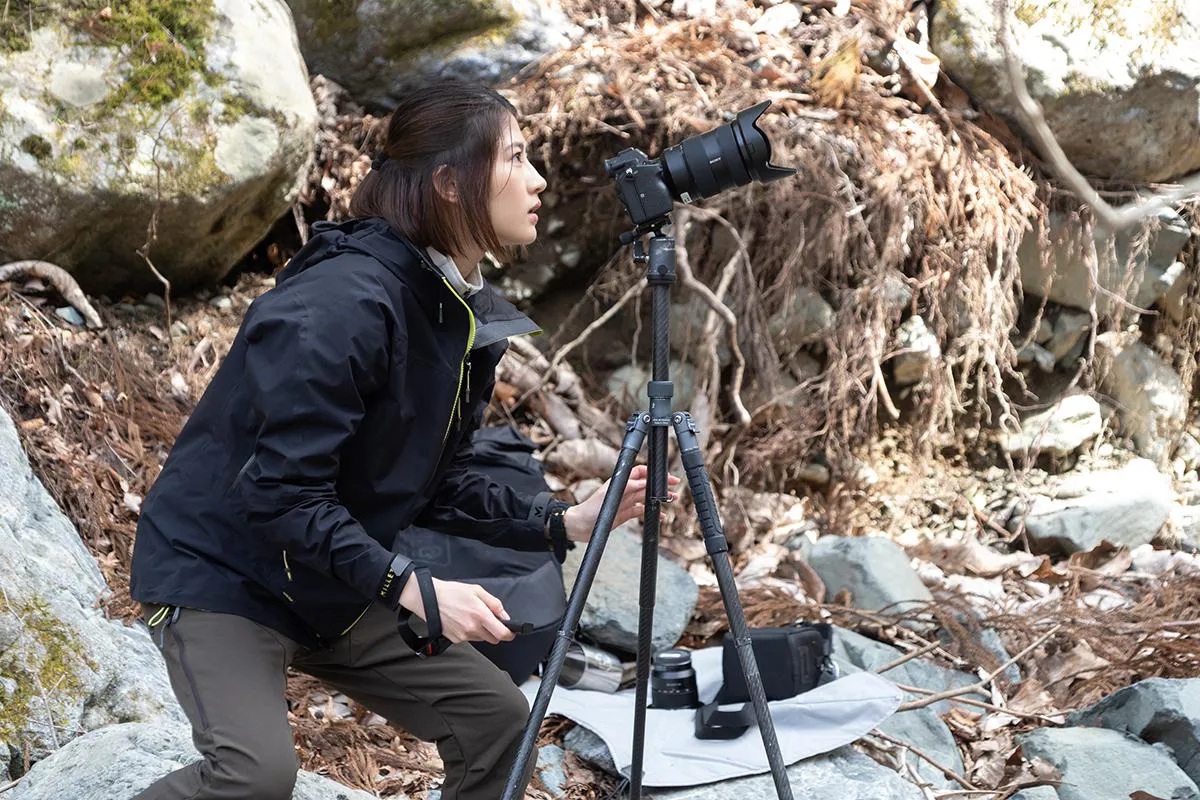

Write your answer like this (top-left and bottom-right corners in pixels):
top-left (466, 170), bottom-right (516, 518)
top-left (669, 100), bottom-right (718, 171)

top-left (129, 79), bottom-right (674, 800)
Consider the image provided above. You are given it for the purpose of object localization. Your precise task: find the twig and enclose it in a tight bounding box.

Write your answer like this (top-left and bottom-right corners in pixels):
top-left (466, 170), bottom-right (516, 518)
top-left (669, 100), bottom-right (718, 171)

top-left (997, 2), bottom-right (1200, 230)
top-left (895, 683), bottom-right (1062, 725)
top-left (0, 261), bottom-right (103, 329)
top-left (0, 776), bottom-right (24, 794)
top-left (897, 625), bottom-right (1061, 711)
top-left (293, 202), bottom-right (309, 246)
top-left (870, 730), bottom-right (977, 791)
top-left (874, 641), bottom-right (943, 674)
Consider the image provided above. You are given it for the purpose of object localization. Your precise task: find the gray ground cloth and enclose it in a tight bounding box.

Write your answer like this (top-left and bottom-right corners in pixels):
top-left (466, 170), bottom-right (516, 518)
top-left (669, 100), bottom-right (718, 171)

top-left (521, 646), bottom-right (901, 787)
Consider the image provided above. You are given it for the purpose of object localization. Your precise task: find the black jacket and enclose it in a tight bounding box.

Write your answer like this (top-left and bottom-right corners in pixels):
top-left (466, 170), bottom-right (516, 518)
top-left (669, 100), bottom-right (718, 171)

top-left (129, 217), bottom-right (556, 648)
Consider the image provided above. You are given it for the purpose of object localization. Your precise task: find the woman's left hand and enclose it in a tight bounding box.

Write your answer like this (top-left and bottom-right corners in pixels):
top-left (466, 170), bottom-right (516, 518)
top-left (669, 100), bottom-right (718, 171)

top-left (563, 465), bottom-right (681, 543)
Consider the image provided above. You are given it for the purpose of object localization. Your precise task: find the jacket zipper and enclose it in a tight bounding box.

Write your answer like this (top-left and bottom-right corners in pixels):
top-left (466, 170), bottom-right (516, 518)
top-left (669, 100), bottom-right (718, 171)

top-left (332, 281), bottom-right (475, 644)
top-left (439, 279), bottom-right (476, 451)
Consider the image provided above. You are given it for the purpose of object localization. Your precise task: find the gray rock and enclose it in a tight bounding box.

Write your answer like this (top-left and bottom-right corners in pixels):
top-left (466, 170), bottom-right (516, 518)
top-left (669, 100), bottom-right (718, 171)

top-left (892, 316), bottom-right (940, 387)
top-left (1018, 343), bottom-right (1056, 373)
top-left (832, 626), bottom-right (980, 787)
top-left (1013, 458), bottom-right (1173, 554)
top-left (931, 2), bottom-right (1200, 183)
top-left (285, 0), bottom-right (577, 109)
top-left (564, 725), bottom-right (616, 774)
top-left (53, 306), bottom-right (84, 327)
top-left (807, 536), bottom-right (933, 615)
top-left (1014, 209), bottom-right (1190, 315)
top-left (1000, 394), bottom-right (1102, 459)
top-left (1018, 726), bottom-right (1200, 800)
top-left (767, 287), bottom-right (834, 350)
top-left (1045, 309), bottom-right (1091, 364)
top-left (647, 746), bottom-right (925, 799)
top-left (1097, 333), bottom-right (1188, 465)
top-left (535, 743), bottom-right (569, 798)
top-left (7, 721), bottom-right (377, 800)
top-left (0, 407), bottom-right (183, 763)
top-left (0, 0), bottom-right (317, 295)
top-left (562, 524), bottom-right (699, 654)
top-left (1011, 788), bottom-right (1060, 800)
top-left (1068, 678), bottom-right (1200, 785)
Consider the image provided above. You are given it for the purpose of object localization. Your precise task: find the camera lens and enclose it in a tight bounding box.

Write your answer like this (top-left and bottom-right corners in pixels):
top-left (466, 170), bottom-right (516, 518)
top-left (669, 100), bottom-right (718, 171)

top-left (661, 100), bottom-right (796, 203)
top-left (651, 648), bottom-right (700, 709)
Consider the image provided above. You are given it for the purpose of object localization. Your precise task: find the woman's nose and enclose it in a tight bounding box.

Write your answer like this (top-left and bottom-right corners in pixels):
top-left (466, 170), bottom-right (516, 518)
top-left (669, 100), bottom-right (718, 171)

top-left (529, 163), bottom-right (547, 193)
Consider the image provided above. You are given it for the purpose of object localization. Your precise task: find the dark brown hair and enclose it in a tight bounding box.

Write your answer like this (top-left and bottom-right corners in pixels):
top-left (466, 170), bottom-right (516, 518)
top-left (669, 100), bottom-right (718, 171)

top-left (350, 78), bottom-right (520, 261)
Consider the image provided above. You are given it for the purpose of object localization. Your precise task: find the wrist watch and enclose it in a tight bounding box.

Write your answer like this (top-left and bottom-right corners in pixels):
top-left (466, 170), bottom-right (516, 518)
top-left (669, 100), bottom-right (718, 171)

top-left (544, 500), bottom-right (573, 562)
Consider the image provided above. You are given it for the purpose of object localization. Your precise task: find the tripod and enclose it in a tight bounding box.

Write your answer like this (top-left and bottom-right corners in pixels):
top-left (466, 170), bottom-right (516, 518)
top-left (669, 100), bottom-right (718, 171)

top-left (503, 217), bottom-right (795, 800)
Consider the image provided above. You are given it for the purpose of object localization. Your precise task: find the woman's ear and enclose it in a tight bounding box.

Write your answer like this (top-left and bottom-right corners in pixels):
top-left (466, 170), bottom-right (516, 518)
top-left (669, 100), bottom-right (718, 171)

top-left (433, 165), bottom-right (459, 204)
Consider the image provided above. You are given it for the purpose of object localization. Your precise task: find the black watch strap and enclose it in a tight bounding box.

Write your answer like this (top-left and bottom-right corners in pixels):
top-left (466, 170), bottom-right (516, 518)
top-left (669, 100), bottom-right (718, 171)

top-left (545, 500), bottom-right (574, 562)
top-left (396, 567), bottom-right (452, 657)
top-left (378, 554), bottom-right (416, 610)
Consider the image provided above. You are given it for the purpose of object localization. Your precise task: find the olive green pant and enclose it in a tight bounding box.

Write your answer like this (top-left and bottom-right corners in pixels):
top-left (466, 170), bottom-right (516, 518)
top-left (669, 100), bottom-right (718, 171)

top-left (135, 604), bottom-right (533, 800)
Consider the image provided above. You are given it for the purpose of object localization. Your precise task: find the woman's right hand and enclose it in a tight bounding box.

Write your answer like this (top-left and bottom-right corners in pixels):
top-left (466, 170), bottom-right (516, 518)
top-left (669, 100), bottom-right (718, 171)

top-left (399, 574), bottom-right (515, 645)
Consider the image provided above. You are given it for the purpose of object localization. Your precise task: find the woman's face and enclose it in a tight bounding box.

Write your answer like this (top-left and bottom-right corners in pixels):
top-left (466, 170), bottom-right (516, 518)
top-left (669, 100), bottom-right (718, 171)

top-left (488, 115), bottom-right (547, 247)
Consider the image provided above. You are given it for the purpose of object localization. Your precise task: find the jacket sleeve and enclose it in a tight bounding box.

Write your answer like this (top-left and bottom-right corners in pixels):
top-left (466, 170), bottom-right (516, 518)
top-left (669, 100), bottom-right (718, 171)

top-left (413, 369), bottom-right (562, 553)
top-left (234, 278), bottom-right (396, 602)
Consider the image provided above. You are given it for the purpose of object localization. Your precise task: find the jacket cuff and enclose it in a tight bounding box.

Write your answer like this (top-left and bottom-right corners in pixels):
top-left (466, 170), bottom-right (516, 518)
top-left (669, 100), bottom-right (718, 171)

top-left (377, 553), bottom-right (416, 610)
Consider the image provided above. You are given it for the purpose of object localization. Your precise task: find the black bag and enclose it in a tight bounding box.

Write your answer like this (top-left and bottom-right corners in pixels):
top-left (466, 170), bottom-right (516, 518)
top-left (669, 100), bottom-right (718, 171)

top-left (392, 426), bottom-right (566, 684)
top-left (695, 623), bottom-right (836, 740)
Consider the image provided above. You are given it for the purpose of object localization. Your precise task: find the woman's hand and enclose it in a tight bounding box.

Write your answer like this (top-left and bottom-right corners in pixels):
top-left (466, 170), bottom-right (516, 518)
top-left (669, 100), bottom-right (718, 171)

top-left (563, 465), bottom-right (681, 543)
top-left (398, 575), bottom-right (515, 645)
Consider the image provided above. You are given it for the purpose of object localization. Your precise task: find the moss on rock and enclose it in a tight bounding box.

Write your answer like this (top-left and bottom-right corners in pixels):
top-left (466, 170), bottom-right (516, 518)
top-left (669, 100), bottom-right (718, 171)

top-left (0, 593), bottom-right (90, 744)
top-left (1, 0), bottom-right (216, 110)
top-left (19, 134), bottom-right (52, 160)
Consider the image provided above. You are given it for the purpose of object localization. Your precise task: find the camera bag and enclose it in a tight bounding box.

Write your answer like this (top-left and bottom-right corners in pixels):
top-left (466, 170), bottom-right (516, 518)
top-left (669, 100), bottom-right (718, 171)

top-left (694, 623), bottom-right (836, 740)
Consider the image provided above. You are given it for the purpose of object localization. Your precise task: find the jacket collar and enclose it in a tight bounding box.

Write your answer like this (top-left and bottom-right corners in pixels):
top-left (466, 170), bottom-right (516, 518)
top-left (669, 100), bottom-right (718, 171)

top-left (304, 218), bottom-right (542, 348)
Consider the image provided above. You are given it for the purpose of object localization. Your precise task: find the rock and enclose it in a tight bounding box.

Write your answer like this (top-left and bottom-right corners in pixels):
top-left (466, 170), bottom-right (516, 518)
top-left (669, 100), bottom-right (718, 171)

top-left (832, 626), bottom-right (979, 787)
top-left (535, 743), bottom-right (569, 798)
top-left (892, 315), bottom-right (941, 386)
top-left (1012, 458), bottom-right (1173, 554)
top-left (7, 720), bottom-right (376, 800)
top-left (1011, 788), bottom-right (1060, 800)
top-left (1017, 343), bottom-right (1056, 373)
top-left (1176, 434), bottom-right (1200, 474)
top-left (751, 3), bottom-right (803, 37)
top-left (0, 0), bottom-right (318, 295)
top-left (807, 536), bottom-right (933, 614)
top-left (1016, 208), bottom-right (1189, 315)
top-left (0, 408), bottom-right (183, 764)
top-left (285, 0), bottom-right (576, 110)
top-left (651, 746), bottom-right (925, 799)
top-left (209, 295), bottom-right (233, 313)
top-left (767, 287), bottom-right (834, 351)
top-left (1096, 332), bottom-right (1188, 464)
top-left (1018, 726), bottom-right (1200, 800)
top-left (931, 1), bottom-right (1200, 183)
top-left (670, 295), bottom-right (731, 366)
top-left (1044, 308), bottom-right (1091, 364)
top-left (53, 306), bottom-right (84, 327)
top-left (1069, 678), bottom-right (1200, 785)
top-left (1000, 394), bottom-right (1102, 458)
top-left (562, 523), bottom-right (699, 654)
top-left (567, 728), bottom-right (924, 800)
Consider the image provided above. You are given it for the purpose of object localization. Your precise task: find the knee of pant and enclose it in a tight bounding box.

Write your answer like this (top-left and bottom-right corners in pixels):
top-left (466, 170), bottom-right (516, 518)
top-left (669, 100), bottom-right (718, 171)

top-left (210, 746), bottom-right (299, 800)
top-left (493, 682), bottom-right (531, 740)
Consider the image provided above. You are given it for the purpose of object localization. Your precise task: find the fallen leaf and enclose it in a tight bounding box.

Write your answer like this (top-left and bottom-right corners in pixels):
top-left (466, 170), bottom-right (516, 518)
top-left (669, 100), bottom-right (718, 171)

top-left (1036, 640), bottom-right (1109, 687)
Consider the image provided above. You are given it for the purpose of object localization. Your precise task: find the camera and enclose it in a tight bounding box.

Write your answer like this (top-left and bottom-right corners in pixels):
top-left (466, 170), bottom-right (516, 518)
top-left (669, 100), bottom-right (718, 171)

top-left (603, 100), bottom-right (796, 228)
top-left (651, 648), bottom-right (700, 709)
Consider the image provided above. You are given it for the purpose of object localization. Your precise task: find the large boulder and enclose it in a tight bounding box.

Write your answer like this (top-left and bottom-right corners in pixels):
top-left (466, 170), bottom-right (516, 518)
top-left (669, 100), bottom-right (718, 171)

top-left (0, 0), bottom-right (317, 295)
top-left (1011, 457), bottom-right (1174, 553)
top-left (931, 0), bottom-right (1200, 183)
top-left (285, 0), bottom-right (575, 110)
top-left (0, 407), bottom-right (183, 766)
top-left (7, 720), bottom-right (377, 800)
top-left (1016, 207), bottom-right (1190, 314)
top-left (1069, 678), bottom-right (1200, 785)
top-left (1018, 726), bottom-right (1200, 800)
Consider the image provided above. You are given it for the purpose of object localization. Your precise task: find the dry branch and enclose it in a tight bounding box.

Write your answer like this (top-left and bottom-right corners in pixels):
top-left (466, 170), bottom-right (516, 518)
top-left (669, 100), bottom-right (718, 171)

top-left (0, 261), bottom-right (103, 329)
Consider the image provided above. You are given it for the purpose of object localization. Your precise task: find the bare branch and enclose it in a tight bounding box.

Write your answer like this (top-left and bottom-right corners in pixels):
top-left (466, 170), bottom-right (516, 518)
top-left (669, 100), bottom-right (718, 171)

top-left (997, 1), bottom-right (1200, 231)
top-left (0, 261), bottom-right (103, 329)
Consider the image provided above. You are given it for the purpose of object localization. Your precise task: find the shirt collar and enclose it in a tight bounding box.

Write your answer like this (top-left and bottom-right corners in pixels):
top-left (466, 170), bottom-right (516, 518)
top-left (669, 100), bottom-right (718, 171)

top-left (426, 246), bottom-right (483, 298)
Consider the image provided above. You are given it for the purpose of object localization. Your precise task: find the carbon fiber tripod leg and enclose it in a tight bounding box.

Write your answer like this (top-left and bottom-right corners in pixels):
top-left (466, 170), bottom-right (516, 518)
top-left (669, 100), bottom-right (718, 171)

top-left (673, 411), bottom-right (796, 800)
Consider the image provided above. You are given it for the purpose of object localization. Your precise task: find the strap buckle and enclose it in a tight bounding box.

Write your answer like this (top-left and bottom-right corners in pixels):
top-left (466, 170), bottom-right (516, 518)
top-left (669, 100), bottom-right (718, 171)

top-left (395, 566), bottom-right (452, 657)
